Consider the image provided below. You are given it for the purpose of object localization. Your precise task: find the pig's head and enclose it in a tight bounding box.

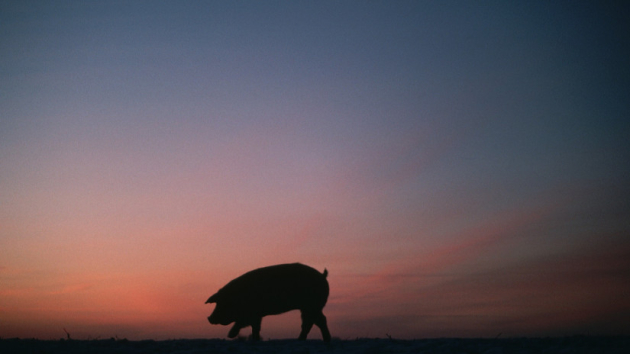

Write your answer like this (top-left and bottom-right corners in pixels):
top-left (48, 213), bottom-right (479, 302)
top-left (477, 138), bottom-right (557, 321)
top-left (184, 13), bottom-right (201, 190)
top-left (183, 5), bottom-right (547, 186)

top-left (205, 292), bottom-right (236, 325)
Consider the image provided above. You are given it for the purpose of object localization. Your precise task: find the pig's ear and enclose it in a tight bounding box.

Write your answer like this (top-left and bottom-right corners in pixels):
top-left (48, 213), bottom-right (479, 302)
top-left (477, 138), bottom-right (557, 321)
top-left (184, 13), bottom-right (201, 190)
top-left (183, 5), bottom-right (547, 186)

top-left (205, 293), bottom-right (219, 304)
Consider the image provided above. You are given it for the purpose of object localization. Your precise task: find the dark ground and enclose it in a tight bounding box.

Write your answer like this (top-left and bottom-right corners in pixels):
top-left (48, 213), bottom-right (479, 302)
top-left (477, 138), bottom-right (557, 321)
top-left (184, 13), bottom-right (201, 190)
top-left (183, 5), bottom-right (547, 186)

top-left (1, 336), bottom-right (628, 354)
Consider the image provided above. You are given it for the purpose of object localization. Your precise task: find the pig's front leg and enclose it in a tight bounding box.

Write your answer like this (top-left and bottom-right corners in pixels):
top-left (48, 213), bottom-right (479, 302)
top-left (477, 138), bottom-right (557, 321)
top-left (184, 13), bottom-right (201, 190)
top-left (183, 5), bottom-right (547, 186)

top-left (228, 321), bottom-right (244, 338)
top-left (251, 317), bottom-right (262, 340)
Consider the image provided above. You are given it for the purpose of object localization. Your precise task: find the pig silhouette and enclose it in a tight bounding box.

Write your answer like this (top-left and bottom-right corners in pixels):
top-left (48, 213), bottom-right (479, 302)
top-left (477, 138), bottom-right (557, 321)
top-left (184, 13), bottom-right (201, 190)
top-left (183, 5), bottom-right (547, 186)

top-left (205, 263), bottom-right (331, 342)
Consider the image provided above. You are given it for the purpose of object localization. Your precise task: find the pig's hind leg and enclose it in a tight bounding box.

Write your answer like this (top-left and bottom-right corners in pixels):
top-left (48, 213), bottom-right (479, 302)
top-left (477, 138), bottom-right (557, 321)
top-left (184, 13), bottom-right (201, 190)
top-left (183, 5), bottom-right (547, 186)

top-left (314, 312), bottom-right (331, 342)
top-left (299, 310), bottom-right (331, 342)
top-left (298, 311), bottom-right (315, 340)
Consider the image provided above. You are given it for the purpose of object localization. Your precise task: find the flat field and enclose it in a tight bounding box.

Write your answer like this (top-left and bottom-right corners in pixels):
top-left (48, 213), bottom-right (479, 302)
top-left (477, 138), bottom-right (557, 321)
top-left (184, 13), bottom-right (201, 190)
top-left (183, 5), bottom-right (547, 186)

top-left (1, 337), bottom-right (628, 354)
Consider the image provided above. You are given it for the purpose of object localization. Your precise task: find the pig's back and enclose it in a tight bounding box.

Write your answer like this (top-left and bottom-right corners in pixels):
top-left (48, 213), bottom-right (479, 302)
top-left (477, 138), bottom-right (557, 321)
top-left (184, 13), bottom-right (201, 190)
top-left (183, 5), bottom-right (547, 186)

top-left (219, 263), bottom-right (329, 316)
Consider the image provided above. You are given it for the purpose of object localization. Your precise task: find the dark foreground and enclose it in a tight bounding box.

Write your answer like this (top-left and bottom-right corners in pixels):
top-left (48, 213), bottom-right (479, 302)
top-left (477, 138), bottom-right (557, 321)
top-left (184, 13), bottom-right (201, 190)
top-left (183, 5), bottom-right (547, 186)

top-left (1, 337), bottom-right (628, 354)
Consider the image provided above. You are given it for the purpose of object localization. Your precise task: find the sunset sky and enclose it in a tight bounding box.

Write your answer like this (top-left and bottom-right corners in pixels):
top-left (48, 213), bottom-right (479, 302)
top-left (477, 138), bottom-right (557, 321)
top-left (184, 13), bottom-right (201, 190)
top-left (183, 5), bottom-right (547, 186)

top-left (1, 0), bottom-right (629, 340)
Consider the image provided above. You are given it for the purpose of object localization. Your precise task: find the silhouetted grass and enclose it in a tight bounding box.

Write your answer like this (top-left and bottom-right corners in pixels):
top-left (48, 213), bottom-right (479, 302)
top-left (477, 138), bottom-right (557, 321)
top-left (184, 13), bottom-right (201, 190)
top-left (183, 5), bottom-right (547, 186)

top-left (1, 336), bottom-right (629, 354)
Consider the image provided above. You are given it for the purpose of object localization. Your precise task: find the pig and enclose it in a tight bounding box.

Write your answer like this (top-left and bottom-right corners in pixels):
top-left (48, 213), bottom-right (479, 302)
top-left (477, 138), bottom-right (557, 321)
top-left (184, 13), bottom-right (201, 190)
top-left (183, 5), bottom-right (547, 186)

top-left (205, 263), bottom-right (331, 342)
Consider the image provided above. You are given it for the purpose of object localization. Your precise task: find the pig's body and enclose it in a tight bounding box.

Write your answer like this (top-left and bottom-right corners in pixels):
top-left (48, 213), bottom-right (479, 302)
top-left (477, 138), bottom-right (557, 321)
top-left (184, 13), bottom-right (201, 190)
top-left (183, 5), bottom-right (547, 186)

top-left (205, 263), bottom-right (331, 342)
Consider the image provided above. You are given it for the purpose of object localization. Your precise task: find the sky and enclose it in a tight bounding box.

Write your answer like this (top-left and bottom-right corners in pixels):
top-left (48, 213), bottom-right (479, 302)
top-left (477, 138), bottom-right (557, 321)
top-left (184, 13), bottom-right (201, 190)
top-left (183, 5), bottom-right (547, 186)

top-left (1, 0), bottom-right (629, 340)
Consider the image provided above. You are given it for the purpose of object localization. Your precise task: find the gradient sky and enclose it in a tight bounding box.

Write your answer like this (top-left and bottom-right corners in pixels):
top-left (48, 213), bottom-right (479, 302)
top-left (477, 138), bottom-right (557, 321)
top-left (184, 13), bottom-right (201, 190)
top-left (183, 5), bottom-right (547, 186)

top-left (1, 0), bottom-right (629, 340)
